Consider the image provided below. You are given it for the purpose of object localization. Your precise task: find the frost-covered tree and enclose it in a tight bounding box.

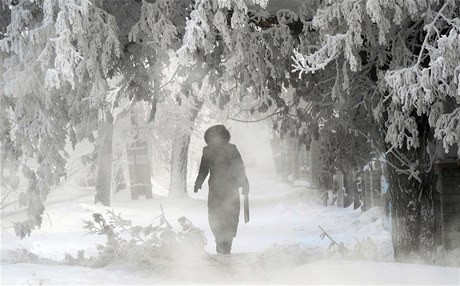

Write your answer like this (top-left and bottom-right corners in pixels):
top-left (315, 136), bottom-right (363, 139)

top-left (106, 0), bottom-right (312, 201)
top-left (178, 0), bottom-right (299, 109)
top-left (179, 0), bottom-right (374, 188)
top-left (1, 0), bottom-right (198, 235)
top-left (4, 1), bottom-right (458, 260)
top-left (154, 0), bottom-right (294, 195)
top-left (1, 0), bottom-right (121, 237)
top-left (292, 0), bottom-right (460, 261)
top-left (1, 0), bottom-right (253, 230)
top-left (99, 0), bottom-right (188, 202)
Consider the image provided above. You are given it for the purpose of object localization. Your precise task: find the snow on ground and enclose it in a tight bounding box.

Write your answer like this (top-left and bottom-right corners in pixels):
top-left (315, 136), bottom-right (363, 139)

top-left (1, 169), bottom-right (459, 285)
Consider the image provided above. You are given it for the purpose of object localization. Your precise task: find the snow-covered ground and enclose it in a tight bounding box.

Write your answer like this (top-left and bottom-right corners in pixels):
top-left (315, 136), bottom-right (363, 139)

top-left (1, 169), bottom-right (459, 285)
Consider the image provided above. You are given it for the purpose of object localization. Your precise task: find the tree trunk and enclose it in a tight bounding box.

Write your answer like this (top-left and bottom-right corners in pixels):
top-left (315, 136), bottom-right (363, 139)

top-left (290, 139), bottom-right (300, 181)
top-left (353, 177), bottom-right (361, 210)
top-left (336, 172), bottom-right (344, 208)
top-left (95, 111), bottom-right (114, 206)
top-left (385, 117), bottom-right (440, 262)
top-left (343, 171), bottom-right (356, 208)
top-left (310, 138), bottom-right (322, 187)
top-left (269, 136), bottom-right (283, 176)
top-left (386, 150), bottom-right (438, 262)
top-left (169, 133), bottom-right (191, 197)
top-left (169, 99), bottom-right (203, 197)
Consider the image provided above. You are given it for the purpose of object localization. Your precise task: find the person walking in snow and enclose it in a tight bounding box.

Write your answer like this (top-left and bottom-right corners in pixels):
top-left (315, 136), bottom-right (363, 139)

top-left (194, 125), bottom-right (250, 254)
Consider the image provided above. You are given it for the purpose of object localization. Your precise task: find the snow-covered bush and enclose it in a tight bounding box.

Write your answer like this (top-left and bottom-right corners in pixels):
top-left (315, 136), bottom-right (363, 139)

top-left (78, 210), bottom-right (207, 268)
top-left (7, 248), bottom-right (42, 264)
top-left (320, 225), bottom-right (379, 261)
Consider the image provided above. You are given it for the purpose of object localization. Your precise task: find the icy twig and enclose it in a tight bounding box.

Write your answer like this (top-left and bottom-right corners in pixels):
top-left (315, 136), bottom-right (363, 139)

top-left (415, 0), bottom-right (452, 67)
top-left (44, 210), bottom-right (53, 227)
top-left (160, 204), bottom-right (172, 229)
top-left (319, 225), bottom-right (340, 245)
top-left (319, 225), bottom-right (352, 258)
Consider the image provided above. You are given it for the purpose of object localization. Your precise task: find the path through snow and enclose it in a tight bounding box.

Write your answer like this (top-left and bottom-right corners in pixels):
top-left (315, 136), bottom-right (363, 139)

top-left (1, 169), bottom-right (459, 284)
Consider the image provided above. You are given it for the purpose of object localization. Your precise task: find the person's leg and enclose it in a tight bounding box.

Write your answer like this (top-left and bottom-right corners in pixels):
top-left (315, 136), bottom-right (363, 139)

top-left (209, 191), bottom-right (239, 255)
top-left (209, 213), bottom-right (226, 254)
top-left (217, 198), bottom-right (239, 255)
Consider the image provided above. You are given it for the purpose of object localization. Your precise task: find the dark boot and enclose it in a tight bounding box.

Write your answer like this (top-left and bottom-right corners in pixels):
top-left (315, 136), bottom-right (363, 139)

top-left (216, 237), bottom-right (233, 254)
top-left (221, 237), bottom-right (233, 255)
top-left (215, 237), bottom-right (225, 254)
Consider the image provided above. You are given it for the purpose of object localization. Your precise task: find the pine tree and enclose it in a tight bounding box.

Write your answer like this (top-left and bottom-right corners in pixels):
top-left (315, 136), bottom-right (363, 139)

top-left (292, 0), bottom-right (460, 261)
top-left (1, 0), bottom-right (121, 237)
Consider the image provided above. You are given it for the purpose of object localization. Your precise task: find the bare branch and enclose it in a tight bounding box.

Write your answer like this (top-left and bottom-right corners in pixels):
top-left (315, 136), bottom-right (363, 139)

top-left (227, 108), bottom-right (281, 123)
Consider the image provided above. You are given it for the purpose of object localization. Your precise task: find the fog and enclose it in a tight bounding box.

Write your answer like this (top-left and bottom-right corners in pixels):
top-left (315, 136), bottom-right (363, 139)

top-left (190, 121), bottom-right (276, 174)
top-left (227, 121), bottom-right (277, 172)
top-left (2, 111), bottom-right (460, 285)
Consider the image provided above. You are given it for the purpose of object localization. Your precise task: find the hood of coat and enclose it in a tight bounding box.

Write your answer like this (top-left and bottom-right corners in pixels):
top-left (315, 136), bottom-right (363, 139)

top-left (204, 125), bottom-right (231, 145)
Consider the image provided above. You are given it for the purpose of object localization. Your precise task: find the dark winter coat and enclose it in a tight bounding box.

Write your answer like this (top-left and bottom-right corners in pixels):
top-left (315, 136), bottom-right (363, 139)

top-left (194, 143), bottom-right (249, 239)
